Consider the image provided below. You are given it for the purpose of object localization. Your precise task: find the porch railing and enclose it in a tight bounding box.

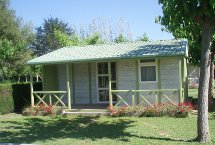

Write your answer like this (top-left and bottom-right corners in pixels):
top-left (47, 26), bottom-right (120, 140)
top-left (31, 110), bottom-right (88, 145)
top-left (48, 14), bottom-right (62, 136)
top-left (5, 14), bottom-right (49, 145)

top-left (32, 91), bottom-right (67, 107)
top-left (111, 89), bottom-right (182, 107)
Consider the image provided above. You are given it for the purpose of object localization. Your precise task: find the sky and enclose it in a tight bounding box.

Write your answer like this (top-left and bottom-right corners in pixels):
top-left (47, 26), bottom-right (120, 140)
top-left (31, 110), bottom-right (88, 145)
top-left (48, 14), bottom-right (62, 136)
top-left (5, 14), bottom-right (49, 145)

top-left (10, 0), bottom-right (174, 40)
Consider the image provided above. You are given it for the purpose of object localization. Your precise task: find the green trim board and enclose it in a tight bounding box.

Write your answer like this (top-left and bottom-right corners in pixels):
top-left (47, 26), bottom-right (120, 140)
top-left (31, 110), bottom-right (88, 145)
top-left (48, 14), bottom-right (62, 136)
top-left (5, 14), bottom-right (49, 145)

top-left (27, 39), bottom-right (188, 65)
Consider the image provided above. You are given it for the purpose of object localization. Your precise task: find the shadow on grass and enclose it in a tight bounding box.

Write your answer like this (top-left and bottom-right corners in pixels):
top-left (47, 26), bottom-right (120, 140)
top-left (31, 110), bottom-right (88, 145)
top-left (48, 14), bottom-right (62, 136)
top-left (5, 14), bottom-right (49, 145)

top-left (0, 115), bottom-right (196, 144)
top-left (0, 116), bottom-right (136, 143)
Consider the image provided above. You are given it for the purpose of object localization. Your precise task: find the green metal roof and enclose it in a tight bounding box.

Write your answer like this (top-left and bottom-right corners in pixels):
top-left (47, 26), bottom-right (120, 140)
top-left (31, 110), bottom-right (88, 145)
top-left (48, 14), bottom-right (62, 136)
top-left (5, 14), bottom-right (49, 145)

top-left (27, 39), bottom-right (188, 65)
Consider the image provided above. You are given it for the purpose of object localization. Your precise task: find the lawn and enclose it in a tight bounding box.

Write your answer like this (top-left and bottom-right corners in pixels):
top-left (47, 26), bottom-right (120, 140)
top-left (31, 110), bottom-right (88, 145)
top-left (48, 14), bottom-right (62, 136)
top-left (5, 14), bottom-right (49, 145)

top-left (0, 113), bottom-right (214, 145)
top-left (188, 89), bottom-right (198, 98)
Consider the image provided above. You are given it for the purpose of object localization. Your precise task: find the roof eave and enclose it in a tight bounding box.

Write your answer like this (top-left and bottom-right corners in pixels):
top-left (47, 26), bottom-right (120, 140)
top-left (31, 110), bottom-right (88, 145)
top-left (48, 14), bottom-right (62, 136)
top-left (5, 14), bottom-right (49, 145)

top-left (27, 54), bottom-right (186, 65)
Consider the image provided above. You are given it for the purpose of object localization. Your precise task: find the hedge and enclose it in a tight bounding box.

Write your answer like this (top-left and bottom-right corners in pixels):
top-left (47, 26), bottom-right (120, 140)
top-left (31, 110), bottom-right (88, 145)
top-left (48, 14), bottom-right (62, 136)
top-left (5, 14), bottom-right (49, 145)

top-left (0, 82), bottom-right (42, 114)
top-left (0, 84), bottom-right (13, 114)
top-left (12, 82), bottom-right (42, 112)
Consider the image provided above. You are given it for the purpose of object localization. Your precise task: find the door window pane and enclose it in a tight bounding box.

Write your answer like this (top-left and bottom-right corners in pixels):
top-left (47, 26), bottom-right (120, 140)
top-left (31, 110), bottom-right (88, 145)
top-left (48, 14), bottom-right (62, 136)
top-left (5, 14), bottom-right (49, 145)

top-left (111, 62), bottom-right (116, 81)
top-left (111, 83), bottom-right (116, 90)
top-left (141, 66), bottom-right (156, 81)
top-left (98, 63), bottom-right (108, 74)
top-left (98, 76), bottom-right (109, 88)
top-left (98, 90), bottom-right (117, 102)
top-left (99, 90), bottom-right (109, 101)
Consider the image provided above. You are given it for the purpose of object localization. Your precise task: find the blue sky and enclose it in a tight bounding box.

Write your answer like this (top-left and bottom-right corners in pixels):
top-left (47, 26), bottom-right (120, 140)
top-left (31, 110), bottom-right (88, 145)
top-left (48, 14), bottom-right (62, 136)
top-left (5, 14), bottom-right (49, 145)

top-left (10, 0), bottom-right (173, 40)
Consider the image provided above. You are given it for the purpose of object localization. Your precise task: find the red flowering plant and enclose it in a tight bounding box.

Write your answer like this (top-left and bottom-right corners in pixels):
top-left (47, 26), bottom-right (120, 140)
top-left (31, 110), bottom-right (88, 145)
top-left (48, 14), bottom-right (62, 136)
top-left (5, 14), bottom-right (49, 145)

top-left (23, 103), bottom-right (62, 116)
top-left (31, 103), bottom-right (54, 116)
top-left (175, 102), bottom-right (193, 118)
top-left (107, 101), bottom-right (193, 118)
top-left (107, 105), bottom-right (129, 117)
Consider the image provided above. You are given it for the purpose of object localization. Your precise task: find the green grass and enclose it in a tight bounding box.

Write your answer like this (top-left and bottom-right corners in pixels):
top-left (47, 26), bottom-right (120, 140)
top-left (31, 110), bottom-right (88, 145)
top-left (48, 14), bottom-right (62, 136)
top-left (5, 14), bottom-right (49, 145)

top-left (188, 88), bottom-right (215, 99)
top-left (188, 89), bottom-right (198, 98)
top-left (0, 113), bottom-right (214, 145)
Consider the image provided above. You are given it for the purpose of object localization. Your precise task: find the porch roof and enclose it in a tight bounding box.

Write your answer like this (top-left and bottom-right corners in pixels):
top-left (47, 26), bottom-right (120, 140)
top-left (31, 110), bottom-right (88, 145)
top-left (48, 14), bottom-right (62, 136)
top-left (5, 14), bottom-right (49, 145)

top-left (27, 39), bottom-right (188, 65)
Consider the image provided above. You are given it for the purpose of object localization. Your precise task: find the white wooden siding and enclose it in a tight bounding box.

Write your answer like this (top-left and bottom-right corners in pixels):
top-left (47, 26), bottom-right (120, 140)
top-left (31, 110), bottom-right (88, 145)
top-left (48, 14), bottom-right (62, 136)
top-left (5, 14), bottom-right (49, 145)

top-left (160, 58), bottom-right (179, 104)
top-left (117, 60), bottom-right (136, 105)
top-left (91, 62), bottom-right (97, 104)
top-left (74, 63), bottom-right (89, 104)
top-left (57, 64), bottom-right (69, 103)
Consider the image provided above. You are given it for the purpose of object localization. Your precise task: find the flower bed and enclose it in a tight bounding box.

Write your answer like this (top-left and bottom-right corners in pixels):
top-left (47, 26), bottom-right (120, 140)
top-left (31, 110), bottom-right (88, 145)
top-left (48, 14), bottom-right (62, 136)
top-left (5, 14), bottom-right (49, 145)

top-left (23, 104), bottom-right (63, 116)
top-left (107, 102), bottom-right (193, 118)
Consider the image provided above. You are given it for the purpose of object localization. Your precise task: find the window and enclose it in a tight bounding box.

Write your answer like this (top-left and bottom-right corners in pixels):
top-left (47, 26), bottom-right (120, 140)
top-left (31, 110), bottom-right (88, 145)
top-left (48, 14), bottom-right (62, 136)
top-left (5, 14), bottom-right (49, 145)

top-left (140, 59), bottom-right (157, 82)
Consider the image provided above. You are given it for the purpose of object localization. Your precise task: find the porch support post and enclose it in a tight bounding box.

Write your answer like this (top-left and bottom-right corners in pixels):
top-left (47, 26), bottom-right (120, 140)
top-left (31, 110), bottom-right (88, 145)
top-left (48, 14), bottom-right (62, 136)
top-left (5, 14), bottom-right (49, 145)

top-left (88, 62), bottom-right (92, 104)
top-left (108, 62), bottom-right (113, 107)
top-left (178, 57), bottom-right (182, 104)
top-left (72, 64), bottom-right (76, 104)
top-left (183, 57), bottom-right (188, 99)
top-left (30, 66), bottom-right (34, 107)
top-left (136, 60), bottom-right (140, 105)
top-left (157, 58), bottom-right (161, 104)
top-left (66, 64), bottom-right (71, 110)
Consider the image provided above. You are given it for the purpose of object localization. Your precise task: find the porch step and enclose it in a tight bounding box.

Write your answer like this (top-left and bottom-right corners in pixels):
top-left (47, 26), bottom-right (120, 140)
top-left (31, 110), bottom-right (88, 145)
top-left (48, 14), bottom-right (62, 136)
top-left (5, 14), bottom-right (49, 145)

top-left (62, 109), bottom-right (107, 115)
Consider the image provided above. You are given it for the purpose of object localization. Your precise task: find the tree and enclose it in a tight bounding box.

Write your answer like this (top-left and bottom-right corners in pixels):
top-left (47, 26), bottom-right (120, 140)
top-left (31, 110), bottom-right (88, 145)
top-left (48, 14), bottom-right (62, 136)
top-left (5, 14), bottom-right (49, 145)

top-left (0, 0), bottom-right (34, 82)
top-left (0, 0), bottom-right (22, 44)
top-left (54, 29), bottom-right (78, 47)
top-left (137, 33), bottom-right (149, 42)
top-left (114, 34), bottom-right (128, 43)
top-left (32, 17), bottom-right (73, 56)
top-left (81, 33), bottom-right (102, 45)
top-left (31, 65), bottom-right (42, 82)
top-left (74, 17), bottom-right (133, 43)
top-left (0, 38), bottom-right (18, 81)
top-left (158, 0), bottom-right (215, 143)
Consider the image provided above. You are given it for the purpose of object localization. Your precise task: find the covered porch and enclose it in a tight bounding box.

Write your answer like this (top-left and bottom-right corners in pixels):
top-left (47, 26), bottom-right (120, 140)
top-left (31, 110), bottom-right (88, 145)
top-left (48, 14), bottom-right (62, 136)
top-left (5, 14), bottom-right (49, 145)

top-left (29, 59), bottom-right (186, 111)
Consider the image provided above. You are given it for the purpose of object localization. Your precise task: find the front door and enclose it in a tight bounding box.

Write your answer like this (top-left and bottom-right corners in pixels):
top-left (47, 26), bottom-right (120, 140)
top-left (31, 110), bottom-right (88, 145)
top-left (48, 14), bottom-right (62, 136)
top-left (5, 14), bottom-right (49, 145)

top-left (97, 62), bottom-right (117, 103)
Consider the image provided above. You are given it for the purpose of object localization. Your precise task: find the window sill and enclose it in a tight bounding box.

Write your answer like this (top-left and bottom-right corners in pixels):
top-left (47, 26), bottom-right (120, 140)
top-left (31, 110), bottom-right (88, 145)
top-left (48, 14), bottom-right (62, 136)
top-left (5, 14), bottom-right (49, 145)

top-left (139, 81), bottom-right (157, 84)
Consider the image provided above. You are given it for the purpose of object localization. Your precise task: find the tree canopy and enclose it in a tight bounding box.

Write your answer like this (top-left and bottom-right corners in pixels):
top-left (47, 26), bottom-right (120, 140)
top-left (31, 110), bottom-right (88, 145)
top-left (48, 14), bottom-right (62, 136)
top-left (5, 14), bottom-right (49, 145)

top-left (0, 0), bottom-right (34, 82)
top-left (32, 17), bottom-right (73, 56)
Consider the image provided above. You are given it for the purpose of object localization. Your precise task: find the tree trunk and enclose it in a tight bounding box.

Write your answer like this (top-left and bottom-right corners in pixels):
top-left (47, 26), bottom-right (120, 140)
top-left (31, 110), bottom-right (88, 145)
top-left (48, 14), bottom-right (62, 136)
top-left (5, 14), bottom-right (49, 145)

top-left (25, 75), bottom-right (28, 83)
top-left (197, 21), bottom-right (212, 143)
top-left (36, 74), bottom-right (39, 82)
top-left (208, 52), bottom-right (214, 112)
top-left (18, 75), bottom-right (20, 83)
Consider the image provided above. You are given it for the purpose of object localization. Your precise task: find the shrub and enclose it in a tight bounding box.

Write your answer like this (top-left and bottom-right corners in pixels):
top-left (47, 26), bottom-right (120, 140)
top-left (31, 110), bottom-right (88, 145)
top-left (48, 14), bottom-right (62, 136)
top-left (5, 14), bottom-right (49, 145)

top-left (107, 102), bottom-right (193, 118)
top-left (22, 104), bottom-right (63, 116)
top-left (0, 84), bottom-right (14, 114)
top-left (174, 102), bottom-right (193, 118)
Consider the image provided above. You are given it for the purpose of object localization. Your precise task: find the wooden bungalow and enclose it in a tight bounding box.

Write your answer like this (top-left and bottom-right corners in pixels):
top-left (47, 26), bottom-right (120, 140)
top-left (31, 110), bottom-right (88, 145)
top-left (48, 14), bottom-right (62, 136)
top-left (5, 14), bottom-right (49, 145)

top-left (27, 39), bottom-right (188, 111)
